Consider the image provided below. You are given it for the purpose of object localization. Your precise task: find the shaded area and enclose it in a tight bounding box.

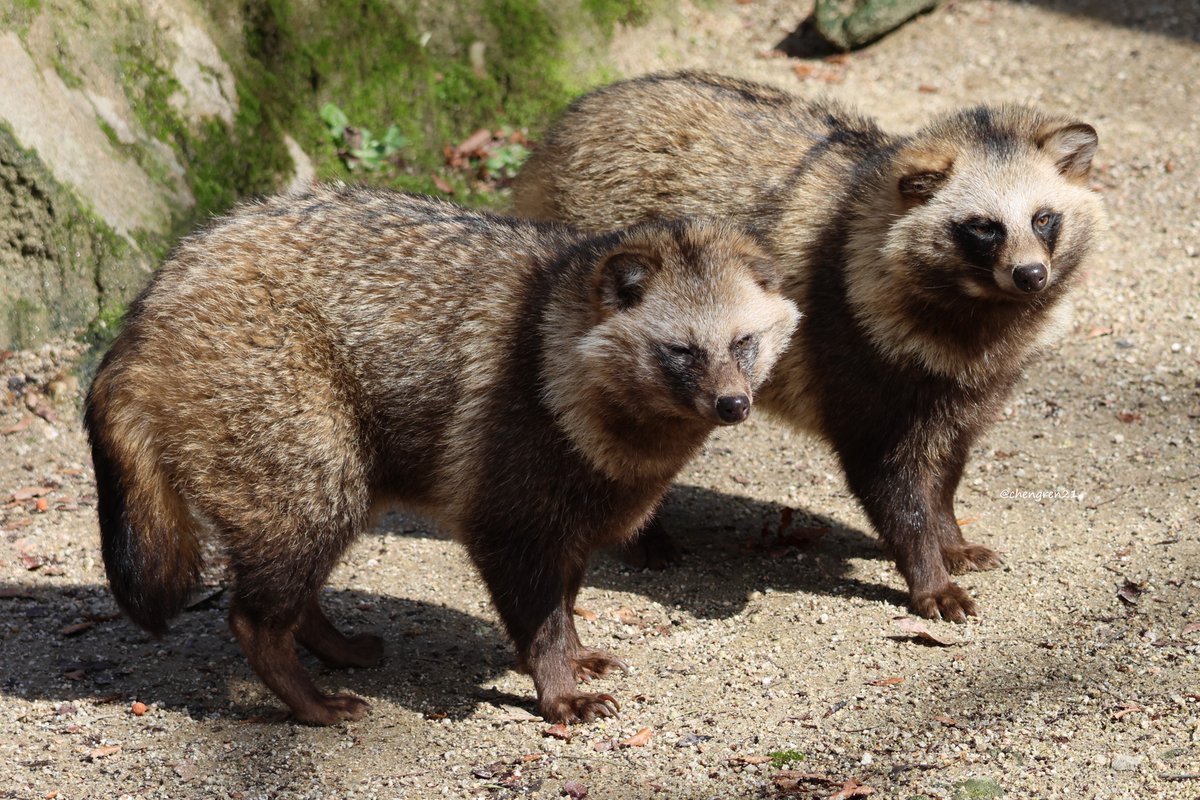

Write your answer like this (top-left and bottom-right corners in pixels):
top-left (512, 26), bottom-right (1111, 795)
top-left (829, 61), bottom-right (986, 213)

top-left (1013, 0), bottom-right (1200, 42)
top-left (380, 482), bottom-right (909, 621)
top-left (0, 585), bottom-right (512, 721)
top-left (777, 0), bottom-right (1200, 59)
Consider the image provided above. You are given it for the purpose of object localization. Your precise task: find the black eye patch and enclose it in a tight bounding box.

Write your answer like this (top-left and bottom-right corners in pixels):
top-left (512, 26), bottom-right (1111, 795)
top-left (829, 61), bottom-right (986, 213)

top-left (951, 217), bottom-right (1007, 268)
top-left (1031, 209), bottom-right (1062, 254)
top-left (731, 334), bottom-right (758, 372)
top-left (656, 343), bottom-right (706, 403)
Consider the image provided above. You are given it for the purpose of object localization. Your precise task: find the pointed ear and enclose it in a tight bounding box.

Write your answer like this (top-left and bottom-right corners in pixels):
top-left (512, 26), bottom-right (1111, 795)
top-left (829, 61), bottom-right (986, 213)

top-left (895, 150), bottom-right (954, 209)
top-left (594, 249), bottom-right (658, 312)
top-left (1037, 121), bottom-right (1098, 182)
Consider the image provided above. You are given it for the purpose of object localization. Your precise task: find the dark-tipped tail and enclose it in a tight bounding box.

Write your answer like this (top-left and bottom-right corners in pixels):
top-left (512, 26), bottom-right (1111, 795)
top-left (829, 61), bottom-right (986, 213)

top-left (85, 383), bottom-right (201, 636)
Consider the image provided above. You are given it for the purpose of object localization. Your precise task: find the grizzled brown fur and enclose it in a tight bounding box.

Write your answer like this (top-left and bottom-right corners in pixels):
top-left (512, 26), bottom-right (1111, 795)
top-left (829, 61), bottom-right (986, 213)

top-left (514, 71), bottom-right (1104, 621)
top-left (84, 186), bottom-right (799, 725)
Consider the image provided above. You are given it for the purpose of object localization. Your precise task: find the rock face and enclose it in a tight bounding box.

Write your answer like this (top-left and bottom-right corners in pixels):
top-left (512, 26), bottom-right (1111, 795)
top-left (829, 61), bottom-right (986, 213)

top-left (0, 0), bottom-right (621, 349)
top-left (0, 2), bottom-right (234, 348)
top-left (0, 128), bottom-right (148, 349)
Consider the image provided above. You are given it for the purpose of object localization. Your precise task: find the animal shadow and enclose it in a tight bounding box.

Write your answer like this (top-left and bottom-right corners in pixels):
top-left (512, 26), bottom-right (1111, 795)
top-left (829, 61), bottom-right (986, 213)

top-left (585, 483), bottom-right (906, 618)
top-left (0, 583), bottom-right (514, 722)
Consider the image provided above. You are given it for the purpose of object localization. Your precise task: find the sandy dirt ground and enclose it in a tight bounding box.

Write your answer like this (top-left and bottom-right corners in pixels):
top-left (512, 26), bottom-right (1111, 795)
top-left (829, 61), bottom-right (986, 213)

top-left (2, 1), bottom-right (1199, 798)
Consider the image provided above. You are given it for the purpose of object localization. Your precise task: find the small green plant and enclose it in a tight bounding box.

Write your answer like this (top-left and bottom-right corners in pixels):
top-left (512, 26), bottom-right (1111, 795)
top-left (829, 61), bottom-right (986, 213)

top-left (320, 103), bottom-right (407, 172)
top-left (483, 126), bottom-right (530, 180)
top-left (768, 749), bottom-right (807, 769)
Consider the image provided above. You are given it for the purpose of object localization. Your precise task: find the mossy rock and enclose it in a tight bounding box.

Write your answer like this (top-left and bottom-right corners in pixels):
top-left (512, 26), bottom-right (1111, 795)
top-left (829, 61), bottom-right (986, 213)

top-left (815, 0), bottom-right (940, 50)
top-left (0, 125), bottom-right (147, 349)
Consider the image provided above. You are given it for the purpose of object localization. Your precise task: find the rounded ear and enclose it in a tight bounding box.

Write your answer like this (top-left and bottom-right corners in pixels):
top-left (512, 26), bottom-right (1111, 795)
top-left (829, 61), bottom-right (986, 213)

top-left (1036, 121), bottom-right (1098, 182)
top-left (898, 170), bottom-right (951, 206)
top-left (894, 149), bottom-right (955, 209)
top-left (745, 255), bottom-right (781, 292)
top-left (594, 249), bottom-right (658, 312)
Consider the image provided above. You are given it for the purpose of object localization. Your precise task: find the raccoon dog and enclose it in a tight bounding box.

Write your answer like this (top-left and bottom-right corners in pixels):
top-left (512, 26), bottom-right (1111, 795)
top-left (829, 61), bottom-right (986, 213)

top-left (514, 71), bottom-right (1103, 621)
top-left (84, 186), bottom-right (799, 725)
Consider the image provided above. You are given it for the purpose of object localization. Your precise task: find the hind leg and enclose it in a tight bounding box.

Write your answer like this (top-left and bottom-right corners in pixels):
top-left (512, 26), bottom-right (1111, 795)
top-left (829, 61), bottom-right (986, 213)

top-left (221, 505), bottom-right (371, 724)
top-left (229, 603), bottom-right (369, 725)
top-left (617, 515), bottom-right (682, 570)
top-left (296, 595), bottom-right (383, 669)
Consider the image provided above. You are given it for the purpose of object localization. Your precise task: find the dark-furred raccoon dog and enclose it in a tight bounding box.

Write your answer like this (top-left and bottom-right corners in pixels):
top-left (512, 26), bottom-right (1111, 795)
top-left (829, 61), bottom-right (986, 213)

top-left (514, 71), bottom-right (1103, 621)
top-left (84, 186), bottom-right (799, 725)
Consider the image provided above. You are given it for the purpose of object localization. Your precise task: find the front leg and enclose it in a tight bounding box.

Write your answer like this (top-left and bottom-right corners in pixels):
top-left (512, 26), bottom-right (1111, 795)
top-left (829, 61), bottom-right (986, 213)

top-left (563, 568), bottom-right (628, 683)
top-left (470, 539), bottom-right (620, 723)
top-left (932, 437), bottom-right (1003, 575)
top-left (836, 433), bottom-right (977, 622)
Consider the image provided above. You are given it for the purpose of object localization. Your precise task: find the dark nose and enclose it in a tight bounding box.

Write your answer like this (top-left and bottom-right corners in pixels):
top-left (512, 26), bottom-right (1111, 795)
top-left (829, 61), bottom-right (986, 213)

top-left (715, 394), bottom-right (750, 424)
top-left (1012, 263), bottom-right (1048, 294)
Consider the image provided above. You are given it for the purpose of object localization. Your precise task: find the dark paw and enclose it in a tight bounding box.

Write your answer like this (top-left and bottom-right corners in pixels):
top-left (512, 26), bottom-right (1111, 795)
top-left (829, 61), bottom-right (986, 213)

top-left (911, 583), bottom-right (977, 623)
top-left (294, 693), bottom-right (371, 725)
top-left (943, 543), bottom-right (1002, 574)
top-left (618, 518), bottom-right (681, 570)
top-left (572, 649), bottom-right (629, 683)
top-left (541, 692), bottom-right (621, 724)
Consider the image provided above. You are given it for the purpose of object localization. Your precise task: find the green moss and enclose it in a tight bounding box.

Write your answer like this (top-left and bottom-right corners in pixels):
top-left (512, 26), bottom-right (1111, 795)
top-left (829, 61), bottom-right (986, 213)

top-left (0, 123), bottom-right (146, 349)
top-left (951, 778), bottom-right (1004, 800)
top-left (1, 0), bottom-right (42, 36)
top-left (583, 0), bottom-right (650, 32)
top-left (768, 750), bottom-right (807, 769)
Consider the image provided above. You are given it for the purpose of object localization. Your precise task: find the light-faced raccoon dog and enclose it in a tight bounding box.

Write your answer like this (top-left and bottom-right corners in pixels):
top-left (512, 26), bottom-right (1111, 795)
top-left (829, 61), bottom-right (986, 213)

top-left (84, 186), bottom-right (799, 725)
top-left (514, 71), bottom-right (1103, 621)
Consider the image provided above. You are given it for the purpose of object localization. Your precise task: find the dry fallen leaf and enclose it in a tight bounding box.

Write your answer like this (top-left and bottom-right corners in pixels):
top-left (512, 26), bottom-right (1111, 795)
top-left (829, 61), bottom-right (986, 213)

top-left (1086, 326), bottom-right (1113, 339)
top-left (918, 84), bottom-right (939, 93)
top-left (867, 676), bottom-right (905, 687)
top-left (1117, 579), bottom-right (1145, 606)
top-left (1182, 622), bottom-right (1200, 636)
top-left (87, 744), bottom-right (122, 760)
top-left (933, 714), bottom-right (958, 727)
top-left (773, 771), bottom-right (835, 791)
top-left (573, 606), bottom-right (598, 622)
top-left (10, 486), bottom-right (54, 502)
top-left (431, 174), bottom-right (454, 194)
top-left (456, 128), bottom-right (492, 154)
top-left (1116, 411), bottom-right (1142, 423)
top-left (620, 727), bottom-right (653, 748)
top-left (955, 516), bottom-right (979, 526)
top-left (2, 415), bottom-right (33, 435)
top-left (59, 621), bottom-right (94, 637)
top-left (543, 724), bottom-right (572, 741)
top-left (615, 606), bottom-right (647, 627)
top-left (1112, 702), bottom-right (1143, 720)
top-left (893, 616), bottom-right (958, 646)
top-left (829, 778), bottom-right (874, 799)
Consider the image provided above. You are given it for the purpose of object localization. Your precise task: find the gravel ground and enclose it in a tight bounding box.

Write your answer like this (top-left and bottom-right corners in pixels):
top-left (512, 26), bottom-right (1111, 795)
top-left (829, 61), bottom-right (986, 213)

top-left (2, 1), bottom-right (1199, 798)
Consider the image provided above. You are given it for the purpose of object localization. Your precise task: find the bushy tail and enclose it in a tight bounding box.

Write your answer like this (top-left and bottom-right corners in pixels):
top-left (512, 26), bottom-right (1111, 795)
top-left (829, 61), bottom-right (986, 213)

top-left (84, 374), bottom-right (201, 636)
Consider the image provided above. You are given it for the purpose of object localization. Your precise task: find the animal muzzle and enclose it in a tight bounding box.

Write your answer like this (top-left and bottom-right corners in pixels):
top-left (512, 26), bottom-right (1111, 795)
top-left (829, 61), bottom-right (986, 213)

top-left (1011, 262), bottom-right (1049, 294)
top-left (714, 393), bottom-right (751, 425)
